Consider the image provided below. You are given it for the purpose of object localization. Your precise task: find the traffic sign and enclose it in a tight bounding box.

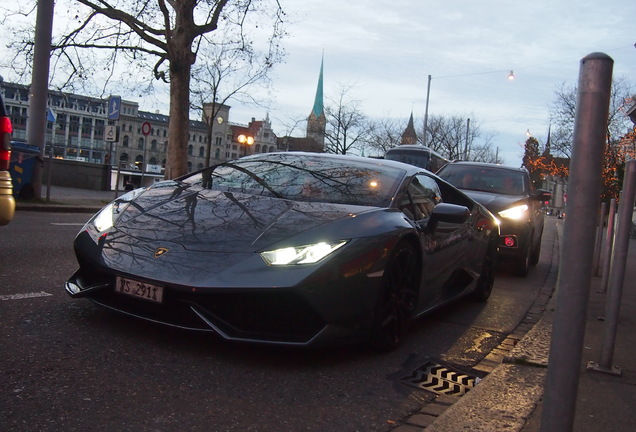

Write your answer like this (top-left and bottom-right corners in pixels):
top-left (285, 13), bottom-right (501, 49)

top-left (108, 96), bottom-right (121, 120)
top-left (104, 125), bottom-right (118, 142)
top-left (141, 121), bottom-right (152, 136)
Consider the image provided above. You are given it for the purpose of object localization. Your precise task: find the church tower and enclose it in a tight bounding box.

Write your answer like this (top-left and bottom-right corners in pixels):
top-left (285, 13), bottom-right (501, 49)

top-left (307, 56), bottom-right (326, 148)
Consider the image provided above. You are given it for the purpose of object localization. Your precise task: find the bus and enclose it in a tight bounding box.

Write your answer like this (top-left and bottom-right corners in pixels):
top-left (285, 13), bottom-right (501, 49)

top-left (384, 145), bottom-right (449, 173)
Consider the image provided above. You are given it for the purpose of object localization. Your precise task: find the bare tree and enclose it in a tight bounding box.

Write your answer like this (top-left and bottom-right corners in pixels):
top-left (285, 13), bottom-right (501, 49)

top-left (190, 26), bottom-right (285, 166)
top-left (365, 117), bottom-right (403, 156)
top-left (549, 77), bottom-right (634, 158)
top-left (324, 84), bottom-right (367, 155)
top-left (421, 114), bottom-right (498, 162)
top-left (3, 0), bottom-right (286, 179)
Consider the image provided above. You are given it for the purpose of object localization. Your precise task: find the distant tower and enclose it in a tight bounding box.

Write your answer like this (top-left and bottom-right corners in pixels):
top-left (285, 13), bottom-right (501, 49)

top-left (401, 111), bottom-right (418, 145)
top-left (307, 56), bottom-right (326, 148)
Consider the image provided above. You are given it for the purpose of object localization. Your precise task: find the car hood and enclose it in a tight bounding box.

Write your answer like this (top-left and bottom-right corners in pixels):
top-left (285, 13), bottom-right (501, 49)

top-left (460, 189), bottom-right (527, 213)
top-left (81, 183), bottom-right (392, 287)
top-left (112, 183), bottom-right (375, 253)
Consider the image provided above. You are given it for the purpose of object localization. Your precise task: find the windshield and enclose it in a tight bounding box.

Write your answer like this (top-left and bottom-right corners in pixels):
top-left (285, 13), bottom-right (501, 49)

top-left (182, 154), bottom-right (406, 207)
top-left (438, 165), bottom-right (527, 196)
top-left (385, 150), bottom-right (431, 169)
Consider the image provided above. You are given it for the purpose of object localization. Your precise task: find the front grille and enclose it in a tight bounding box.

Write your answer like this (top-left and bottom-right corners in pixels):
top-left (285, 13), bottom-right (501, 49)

top-left (190, 290), bottom-right (326, 343)
top-left (72, 266), bottom-right (326, 344)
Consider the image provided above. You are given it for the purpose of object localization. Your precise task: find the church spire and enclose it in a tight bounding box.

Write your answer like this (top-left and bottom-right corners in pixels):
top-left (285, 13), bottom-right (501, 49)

top-left (307, 55), bottom-right (326, 148)
top-left (401, 111), bottom-right (418, 145)
top-left (310, 55), bottom-right (324, 119)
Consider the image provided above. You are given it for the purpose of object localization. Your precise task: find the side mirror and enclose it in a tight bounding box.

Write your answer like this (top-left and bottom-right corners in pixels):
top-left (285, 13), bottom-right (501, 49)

top-left (533, 189), bottom-right (552, 201)
top-left (427, 203), bottom-right (470, 232)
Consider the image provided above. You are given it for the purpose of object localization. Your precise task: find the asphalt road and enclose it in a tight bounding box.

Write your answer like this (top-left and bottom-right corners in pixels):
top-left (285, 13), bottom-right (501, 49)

top-left (0, 211), bottom-right (555, 432)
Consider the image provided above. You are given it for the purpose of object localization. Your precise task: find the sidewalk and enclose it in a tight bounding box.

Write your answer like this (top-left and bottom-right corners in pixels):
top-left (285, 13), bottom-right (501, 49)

top-left (15, 185), bottom-right (120, 212)
top-left (424, 220), bottom-right (636, 431)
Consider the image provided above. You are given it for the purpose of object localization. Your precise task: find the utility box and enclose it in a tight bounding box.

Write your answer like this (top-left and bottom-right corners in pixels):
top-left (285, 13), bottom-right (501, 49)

top-left (9, 141), bottom-right (40, 199)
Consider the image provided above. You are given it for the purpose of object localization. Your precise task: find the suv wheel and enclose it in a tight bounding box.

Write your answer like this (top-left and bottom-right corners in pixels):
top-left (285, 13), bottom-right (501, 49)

top-left (514, 241), bottom-right (531, 277)
top-left (530, 232), bottom-right (542, 265)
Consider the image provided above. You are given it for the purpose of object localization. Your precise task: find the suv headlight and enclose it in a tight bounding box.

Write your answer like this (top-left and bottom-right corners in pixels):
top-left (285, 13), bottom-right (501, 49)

top-left (498, 204), bottom-right (528, 221)
top-left (261, 240), bottom-right (348, 265)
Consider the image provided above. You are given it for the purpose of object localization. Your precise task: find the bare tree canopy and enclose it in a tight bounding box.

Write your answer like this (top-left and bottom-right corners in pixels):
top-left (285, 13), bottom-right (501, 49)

top-left (3, 0), bottom-right (286, 178)
top-left (190, 24), bottom-right (285, 166)
top-left (366, 112), bottom-right (499, 163)
top-left (324, 84), bottom-right (367, 155)
top-left (549, 77), bottom-right (634, 158)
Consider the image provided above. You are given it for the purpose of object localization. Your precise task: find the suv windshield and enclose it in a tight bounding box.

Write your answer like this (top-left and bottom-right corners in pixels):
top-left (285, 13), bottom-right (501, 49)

top-left (439, 165), bottom-right (528, 196)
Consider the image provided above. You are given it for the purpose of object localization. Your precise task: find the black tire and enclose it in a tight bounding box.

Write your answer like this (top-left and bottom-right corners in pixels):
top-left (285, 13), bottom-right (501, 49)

top-left (369, 242), bottom-right (419, 351)
top-left (529, 230), bottom-right (542, 266)
top-left (471, 238), bottom-right (497, 302)
top-left (514, 241), bottom-right (531, 277)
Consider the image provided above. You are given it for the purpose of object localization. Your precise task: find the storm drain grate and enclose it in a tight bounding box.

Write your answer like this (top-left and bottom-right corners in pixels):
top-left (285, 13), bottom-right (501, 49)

top-left (399, 360), bottom-right (480, 396)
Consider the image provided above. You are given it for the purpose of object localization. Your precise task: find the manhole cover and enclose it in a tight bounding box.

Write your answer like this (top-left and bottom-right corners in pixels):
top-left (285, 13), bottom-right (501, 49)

top-left (399, 360), bottom-right (480, 396)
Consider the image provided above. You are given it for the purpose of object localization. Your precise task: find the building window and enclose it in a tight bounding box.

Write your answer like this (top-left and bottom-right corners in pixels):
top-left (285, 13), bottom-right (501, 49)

top-left (138, 137), bottom-right (144, 149)
top-left (188, 145), bottom-right (193, 156)
top-left (151, 139), bottom-right (157, 151)
top-left (198, 146), bottom-right (205, 157)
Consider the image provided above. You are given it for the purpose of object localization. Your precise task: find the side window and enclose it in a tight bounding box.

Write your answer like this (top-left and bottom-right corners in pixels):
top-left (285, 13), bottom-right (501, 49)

top-left (399, 174), bottom-right (442, 221)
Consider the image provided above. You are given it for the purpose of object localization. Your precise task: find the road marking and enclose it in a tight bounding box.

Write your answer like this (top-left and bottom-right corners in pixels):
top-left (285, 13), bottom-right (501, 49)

top-left (0, 291), bottom-right (53, 301)
top-left (51, 223), bottom-right (85, 226)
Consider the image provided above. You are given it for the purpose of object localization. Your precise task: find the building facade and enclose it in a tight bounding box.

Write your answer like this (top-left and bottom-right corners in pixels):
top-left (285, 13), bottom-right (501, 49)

top-left (0, 81), bottom-right (278, 179)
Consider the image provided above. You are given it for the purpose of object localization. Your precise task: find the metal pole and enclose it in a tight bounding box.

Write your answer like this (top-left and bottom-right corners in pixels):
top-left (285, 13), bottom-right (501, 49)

top-left (423, 75), bottom-right (431, 147)
top-left (590, 159), bottom-right (636, 374)
top-left (463, 118), bottom-right (470, 160)
top-left (600, 199), bottom-right (616, 292)
top-left (540, 52), bottom-right (613, 432)
top-left (26, 0), bottom-right (54, 200)
top-left (46, 147), bottom-right (53, 203)
top-left (592, 201), bottom-right (607, 276)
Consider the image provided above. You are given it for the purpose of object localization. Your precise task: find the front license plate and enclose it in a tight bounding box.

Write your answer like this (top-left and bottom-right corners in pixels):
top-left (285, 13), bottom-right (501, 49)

top-left (115, 276), bottom-right (164, 303)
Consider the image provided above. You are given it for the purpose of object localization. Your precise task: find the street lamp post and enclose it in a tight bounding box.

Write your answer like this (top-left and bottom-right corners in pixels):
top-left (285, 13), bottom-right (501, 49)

top-left (423, 75), bottom-right (432, 147)
top-left (423, 70), bottom-right (514, 150)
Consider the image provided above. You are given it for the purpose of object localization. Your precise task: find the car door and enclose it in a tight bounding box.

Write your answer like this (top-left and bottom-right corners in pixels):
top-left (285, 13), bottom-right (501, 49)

top-left (397, 174), bottom-right (471, 311)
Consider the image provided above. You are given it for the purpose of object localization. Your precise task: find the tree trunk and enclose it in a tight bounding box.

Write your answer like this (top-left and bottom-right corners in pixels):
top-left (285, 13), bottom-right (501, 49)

top-left (165, 61), bottom-right (192, 179)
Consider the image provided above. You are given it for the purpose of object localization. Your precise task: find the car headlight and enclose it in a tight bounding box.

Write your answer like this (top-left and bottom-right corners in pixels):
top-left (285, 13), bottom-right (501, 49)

top-left (260, 240), bottom-right (348, 266)
top-left (498, 204), bottom-right (529, 221)
top-left (93, 203), bottom-right (116, 232)
top-left (91, 188), bottom-right (145, 232)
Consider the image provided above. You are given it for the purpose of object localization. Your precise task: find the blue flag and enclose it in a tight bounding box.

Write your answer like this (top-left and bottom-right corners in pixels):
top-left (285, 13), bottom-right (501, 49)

top-left (47, 107), bottom-right (56, 123)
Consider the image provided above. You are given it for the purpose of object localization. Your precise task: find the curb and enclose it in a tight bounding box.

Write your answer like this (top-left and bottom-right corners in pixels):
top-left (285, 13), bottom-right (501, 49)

top-left (391, 219), bottom-right (561, 432)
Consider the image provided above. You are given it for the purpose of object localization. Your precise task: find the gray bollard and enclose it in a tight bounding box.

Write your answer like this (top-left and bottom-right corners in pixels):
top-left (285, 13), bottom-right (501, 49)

top-left (588, 159), bottom-right (636, 375)
top-left (592, 201), bottom-right (607, 276)
top-left (540, 52), bottom-right (613, 432)
top-left (600, 199), bottom-right (616, 292)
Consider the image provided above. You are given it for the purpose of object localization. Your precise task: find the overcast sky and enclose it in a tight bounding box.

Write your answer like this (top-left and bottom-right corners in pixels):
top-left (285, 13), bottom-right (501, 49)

top-left (249, 0), bottom-right (636, 164)
top-left (2, 1), bottom-right (635, 165)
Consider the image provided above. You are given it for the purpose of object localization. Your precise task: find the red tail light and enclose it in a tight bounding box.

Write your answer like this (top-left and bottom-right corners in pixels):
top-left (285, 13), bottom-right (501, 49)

top-left (0, 116), bottom-right (12, 171)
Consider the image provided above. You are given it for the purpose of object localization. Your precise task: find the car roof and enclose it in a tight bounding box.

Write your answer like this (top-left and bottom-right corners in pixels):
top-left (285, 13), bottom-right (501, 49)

top-left (242, 151), bottom-right (425, 175)
top-left (442, 160), bottom-right (528, 174)
top-left (386, 145), bottom-right (433, 151)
